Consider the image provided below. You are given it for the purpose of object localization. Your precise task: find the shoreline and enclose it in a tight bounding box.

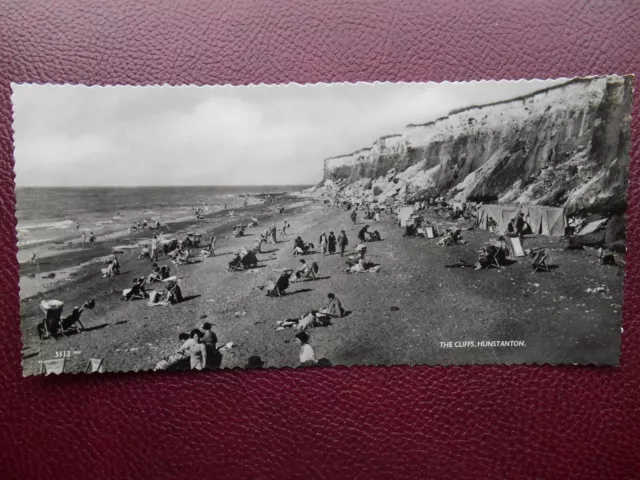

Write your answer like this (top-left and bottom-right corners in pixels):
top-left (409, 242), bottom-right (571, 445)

top-left (19, 194), bottom-right (310, 300)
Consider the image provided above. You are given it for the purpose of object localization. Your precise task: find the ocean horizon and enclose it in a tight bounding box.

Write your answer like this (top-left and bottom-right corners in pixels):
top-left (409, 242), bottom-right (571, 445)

top-left (16, 185), bottom-right (311, 248)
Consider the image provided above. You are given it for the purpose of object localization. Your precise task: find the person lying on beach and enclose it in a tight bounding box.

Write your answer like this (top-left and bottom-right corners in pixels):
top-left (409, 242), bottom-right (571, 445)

top-left (275, 311), bottom-right (331, 332)
top-left (343, 252), bottom-right (381, 274)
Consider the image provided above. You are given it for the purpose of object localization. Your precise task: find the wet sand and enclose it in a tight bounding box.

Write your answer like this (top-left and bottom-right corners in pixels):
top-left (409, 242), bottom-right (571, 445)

top-left (20, 200), bottom-right (624, 375)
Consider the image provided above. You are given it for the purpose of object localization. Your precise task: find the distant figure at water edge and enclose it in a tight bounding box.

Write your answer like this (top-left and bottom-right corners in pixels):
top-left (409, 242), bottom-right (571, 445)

top-left (29, 253), bottom-right (37, 264)
top-left (82, 232), bottom-right (87, 244)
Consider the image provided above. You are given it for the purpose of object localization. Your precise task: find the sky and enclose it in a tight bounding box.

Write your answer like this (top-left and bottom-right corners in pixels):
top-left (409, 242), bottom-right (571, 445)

top-left (12, 78), bottom-right (567, 187)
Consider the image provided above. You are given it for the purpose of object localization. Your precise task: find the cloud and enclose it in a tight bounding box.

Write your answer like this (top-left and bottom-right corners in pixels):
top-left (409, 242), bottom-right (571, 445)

top-left (12, 79), bottom-right (567, 186)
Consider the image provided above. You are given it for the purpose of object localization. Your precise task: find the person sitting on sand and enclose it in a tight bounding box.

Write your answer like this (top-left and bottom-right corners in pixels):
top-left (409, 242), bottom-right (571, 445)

top-left (177, 329), bottom-right (207, 371)
top-left (321, 293), bottom-right (344, 318)
top-left (138, 245), bottom-right (151, 260)
top-left (358, 225), bottom-right (370, 242)
top-left (29, 253), bottom-right (37, 264)
top-left (163, 279), bottom-right (183, 305)
top-left (293, 236), bottom-right (306, 255)
top-left (328, 232), bottom-right (337, 255)
top-left (296, 331), bottom-right (317, 366)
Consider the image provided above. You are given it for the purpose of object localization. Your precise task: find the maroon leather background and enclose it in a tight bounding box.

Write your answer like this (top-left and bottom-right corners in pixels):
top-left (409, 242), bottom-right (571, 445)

top-left (2, 1), bottom-right (640, 478)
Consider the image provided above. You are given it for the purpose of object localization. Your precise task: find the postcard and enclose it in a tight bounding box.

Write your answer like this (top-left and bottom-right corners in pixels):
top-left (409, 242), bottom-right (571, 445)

top-left (12, 75), bottom-right (632, 375)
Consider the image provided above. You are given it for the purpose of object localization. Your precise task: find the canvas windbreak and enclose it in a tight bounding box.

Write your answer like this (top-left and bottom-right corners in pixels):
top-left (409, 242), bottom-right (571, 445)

top-left (476, 205), bottom-right (566, 236)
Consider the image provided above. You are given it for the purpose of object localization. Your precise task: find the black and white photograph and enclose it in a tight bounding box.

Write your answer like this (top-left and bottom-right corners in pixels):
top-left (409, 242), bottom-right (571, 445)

top-left (13, 76), bottom-right (632, 376)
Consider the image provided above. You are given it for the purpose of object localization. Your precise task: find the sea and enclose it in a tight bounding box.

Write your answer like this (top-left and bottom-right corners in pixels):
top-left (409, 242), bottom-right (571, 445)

top-left (16, 185), bottom-right (304, 250)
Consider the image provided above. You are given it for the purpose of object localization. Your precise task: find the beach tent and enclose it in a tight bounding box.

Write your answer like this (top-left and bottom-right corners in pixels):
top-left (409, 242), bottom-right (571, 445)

top-left (476, 204), bottom-right (566, 236)
top-left (397, 207), bottom-right (414, 227)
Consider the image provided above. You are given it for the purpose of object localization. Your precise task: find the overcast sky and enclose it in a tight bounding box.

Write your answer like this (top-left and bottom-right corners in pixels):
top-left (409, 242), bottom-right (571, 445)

top-left (12, 79), bottom-right (567, 187)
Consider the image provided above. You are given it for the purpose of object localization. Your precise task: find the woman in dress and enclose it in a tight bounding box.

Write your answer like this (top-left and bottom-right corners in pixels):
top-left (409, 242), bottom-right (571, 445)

top-left (328, 231), bottom-right (337, 255)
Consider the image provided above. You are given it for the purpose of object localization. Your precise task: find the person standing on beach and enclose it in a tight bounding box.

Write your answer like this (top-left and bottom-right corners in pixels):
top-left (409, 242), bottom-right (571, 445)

top-left (319, 232), bottom-right (328, 255)
top-left (337, 230), bottom-right (348, 257)
top-left (271, 225), bottom-right (277, 244)
top-left (351, 210), bottom-right (357, 224)
top-left (150, 235), bottom-right (159, 261)
top-left (209, 235), bottom-right (217, 256)
top-left (328, 232), bottom-right (337, 255)
top-left (82, 232), bottom-right (87, 244)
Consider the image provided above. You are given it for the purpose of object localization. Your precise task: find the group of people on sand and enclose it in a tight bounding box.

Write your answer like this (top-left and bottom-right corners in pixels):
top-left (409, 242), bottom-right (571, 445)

top-left (82, 231), bottom-right (96, 244)
top-left (316, 231), bottom-right (350, 256)
top-left (174, 322), bottom-right (218, 370)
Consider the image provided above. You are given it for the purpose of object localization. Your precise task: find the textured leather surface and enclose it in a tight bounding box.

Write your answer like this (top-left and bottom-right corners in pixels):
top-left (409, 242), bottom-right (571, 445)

top-left (1, 1), bottom-right (640, 478)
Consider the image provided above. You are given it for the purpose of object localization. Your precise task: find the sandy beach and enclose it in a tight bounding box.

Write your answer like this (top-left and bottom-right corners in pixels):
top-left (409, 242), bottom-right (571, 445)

top-left (20, 196), bottom-right (624, 375)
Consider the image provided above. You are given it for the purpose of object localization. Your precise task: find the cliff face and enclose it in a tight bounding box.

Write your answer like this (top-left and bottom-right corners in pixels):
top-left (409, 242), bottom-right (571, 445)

top-left (320, 76), bottom-right (632, 214)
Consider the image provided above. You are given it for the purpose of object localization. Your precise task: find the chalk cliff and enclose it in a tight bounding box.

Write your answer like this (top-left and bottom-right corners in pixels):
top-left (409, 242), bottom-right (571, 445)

top-left (317, 76), bottom-right (632, 214)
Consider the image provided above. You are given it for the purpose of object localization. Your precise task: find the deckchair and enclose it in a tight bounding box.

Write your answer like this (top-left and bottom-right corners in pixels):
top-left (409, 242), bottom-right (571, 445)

top-left (301, 262), bottom-right (319, 281)
top-left (39, 300), bottom-right (64, 339)
top-left (85, 358), bottom-right (104, 373)
top-left (485, 247), bottom-right (503, 269)
top-left (266, 270), bottom-right (293, 297)
top-left (123, 280), bottom-right (147, 301)
top-left (39, 358), bottom-right (66, 375)
top-left (531, 249), bottom-right (550, 272)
